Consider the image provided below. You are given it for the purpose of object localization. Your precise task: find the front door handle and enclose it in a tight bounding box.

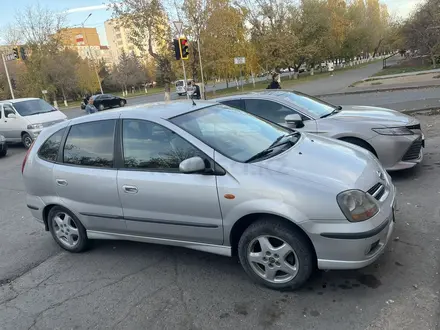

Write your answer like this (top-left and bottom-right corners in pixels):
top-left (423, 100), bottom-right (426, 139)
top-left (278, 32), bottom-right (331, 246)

top-left (122, 185), bottom-right (138, 194)
top-left (56, 179), bottom-right (68, 186)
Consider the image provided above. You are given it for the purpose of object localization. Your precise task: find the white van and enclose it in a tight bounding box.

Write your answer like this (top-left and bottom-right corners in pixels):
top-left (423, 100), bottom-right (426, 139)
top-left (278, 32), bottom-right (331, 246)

top-left (175, 79), bottom-right (194, 96)
top-left (0, 98), bottom-right (67, 148)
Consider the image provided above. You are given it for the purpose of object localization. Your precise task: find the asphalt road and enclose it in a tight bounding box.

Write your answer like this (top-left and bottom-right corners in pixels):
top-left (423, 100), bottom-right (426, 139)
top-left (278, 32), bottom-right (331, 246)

top-left (1, 104), bottom-right (440, 329)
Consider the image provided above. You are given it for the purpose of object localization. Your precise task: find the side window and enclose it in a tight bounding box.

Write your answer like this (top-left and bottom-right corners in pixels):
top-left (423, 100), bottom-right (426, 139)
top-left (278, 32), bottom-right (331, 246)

top-left (4, 105), bottom-right (15, 118)
top-left (245, 99), bottom-right (308, 123)
top-left (122, 119), bottom-right (201, 171)
top-left (63, 120), bottom-right (115, 168)
top-left (38, 128), bottom-right (66, 162)
top-left (221, 99), bottom-right (245, 111)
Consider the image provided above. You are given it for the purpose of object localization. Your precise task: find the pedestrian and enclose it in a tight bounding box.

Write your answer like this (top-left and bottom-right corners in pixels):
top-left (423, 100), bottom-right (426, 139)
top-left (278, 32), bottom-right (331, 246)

top-left (192, 80), bottom-right (201, 99)
top-left (267, 73), bottom-right (281, 89)
top-left (85, 97), bottom-right (97, 114)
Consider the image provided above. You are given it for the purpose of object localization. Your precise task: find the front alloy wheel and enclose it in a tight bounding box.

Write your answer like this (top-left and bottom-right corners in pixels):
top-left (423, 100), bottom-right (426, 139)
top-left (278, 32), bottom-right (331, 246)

top-left (247, 236), bottom-right (299, 284)
top-left (22, 133), bottom-right (33, 149)
top-left (238, 218), bottom-right (314, 290)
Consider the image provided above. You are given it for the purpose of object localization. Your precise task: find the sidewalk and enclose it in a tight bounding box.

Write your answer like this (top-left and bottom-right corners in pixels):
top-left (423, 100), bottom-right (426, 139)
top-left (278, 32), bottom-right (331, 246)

top-left (365, 68), bottom-right (440, 81)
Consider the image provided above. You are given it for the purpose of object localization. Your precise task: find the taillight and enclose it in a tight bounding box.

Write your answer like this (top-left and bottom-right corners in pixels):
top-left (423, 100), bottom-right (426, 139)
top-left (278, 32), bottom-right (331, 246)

top-left (22, 142), bottom-right (34, 174)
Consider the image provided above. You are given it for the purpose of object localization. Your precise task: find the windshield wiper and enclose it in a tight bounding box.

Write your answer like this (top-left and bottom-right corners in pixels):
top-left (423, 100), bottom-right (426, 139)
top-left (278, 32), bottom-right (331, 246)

top-left (245, 132), bottom-right (299, 163)
top-left (320, 107), bottom-right (342, 118)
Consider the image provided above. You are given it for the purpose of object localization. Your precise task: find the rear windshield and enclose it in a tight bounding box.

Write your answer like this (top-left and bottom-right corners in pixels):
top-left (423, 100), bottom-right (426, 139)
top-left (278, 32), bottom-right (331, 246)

top-left (13, 99), bottom-right (56, 117)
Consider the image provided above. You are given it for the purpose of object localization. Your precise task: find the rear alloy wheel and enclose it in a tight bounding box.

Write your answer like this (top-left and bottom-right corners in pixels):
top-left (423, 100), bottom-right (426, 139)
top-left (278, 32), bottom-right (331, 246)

top-left (48, 206), bottom-right (89, 253)
top-left (22, 133), bottom-right (33, 149)
top-left (99, 104), bottom-right (105, 111)
top-left (119, 100), bottom-right (126, 107)
top-left (238, 218), bottom-right (314, 290)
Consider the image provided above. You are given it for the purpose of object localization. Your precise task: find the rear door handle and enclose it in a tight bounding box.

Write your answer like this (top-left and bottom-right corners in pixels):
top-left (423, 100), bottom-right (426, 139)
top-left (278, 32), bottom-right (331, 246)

top-left (56, 179), bottom-right (68, 186)
top-left (122, 185), bottom-right (138, 194)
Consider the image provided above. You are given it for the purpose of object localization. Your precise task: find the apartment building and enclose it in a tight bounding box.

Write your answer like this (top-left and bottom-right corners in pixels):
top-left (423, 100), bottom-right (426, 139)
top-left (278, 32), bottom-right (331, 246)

top-left (104, 18), bottom-right (147, 62)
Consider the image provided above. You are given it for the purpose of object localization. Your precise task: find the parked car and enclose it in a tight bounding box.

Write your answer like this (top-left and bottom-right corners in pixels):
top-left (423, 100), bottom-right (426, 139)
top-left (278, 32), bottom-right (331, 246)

top-left (0, 134), bottom-right (7, 157)
top-left (81, 94), bottom-right (127, 111)
top-left (214, 90), bottom-right (424, 171)
top-left (23, 102), bottom-right (396, 290)
top-left (175, 79), bottom-right (194, 96)
top-left (0, 98), bottom-right (67, 149)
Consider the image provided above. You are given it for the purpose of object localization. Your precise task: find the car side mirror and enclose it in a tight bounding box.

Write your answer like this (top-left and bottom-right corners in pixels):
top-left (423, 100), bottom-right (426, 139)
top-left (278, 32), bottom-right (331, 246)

top-left (179, 156), bottom-right (206, 174)
top-left (6, 113), bottom-right (16, 119)
top-left (285, 114), bottom-right (304, 128)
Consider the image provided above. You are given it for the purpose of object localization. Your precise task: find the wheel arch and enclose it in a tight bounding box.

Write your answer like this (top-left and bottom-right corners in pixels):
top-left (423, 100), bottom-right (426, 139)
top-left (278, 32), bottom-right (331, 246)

top-left (229, 213), bottom-right (317, 260)
top-left (338, 136), bottom-right (377, 156)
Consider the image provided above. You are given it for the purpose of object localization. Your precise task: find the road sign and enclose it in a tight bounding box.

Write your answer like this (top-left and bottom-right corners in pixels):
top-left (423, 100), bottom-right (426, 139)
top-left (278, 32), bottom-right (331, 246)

top-left (173, 21), bottom-right (183, 35)
top-left (234, 57), bottom-right (246, 65)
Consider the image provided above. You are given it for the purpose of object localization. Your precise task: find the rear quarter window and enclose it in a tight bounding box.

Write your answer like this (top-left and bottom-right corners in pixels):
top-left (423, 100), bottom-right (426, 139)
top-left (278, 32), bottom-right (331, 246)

top-left (38, 128), bottom-right (66, 162)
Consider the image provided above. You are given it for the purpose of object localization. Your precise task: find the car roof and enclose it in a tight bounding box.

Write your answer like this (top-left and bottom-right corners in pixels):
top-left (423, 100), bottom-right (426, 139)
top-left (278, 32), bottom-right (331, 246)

top-left (212, 90), bottom-right (300, 102)
top-left (69, 100), bottom-right (220, 126)
top-left (0, 98), bottom-right (40, 104)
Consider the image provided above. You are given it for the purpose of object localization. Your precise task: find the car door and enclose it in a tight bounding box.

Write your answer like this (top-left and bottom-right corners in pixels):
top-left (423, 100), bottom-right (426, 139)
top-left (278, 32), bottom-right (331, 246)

top-left (0, 104), bottom-right (23, 142)
top-left (110, 95), bottom-right (119, 107)
top-left (53, 119), bottom-right (126, 232)
top-left (243, 99), bottom-right (317, 133)
top-left (116, 118), bottom-right (223, 245)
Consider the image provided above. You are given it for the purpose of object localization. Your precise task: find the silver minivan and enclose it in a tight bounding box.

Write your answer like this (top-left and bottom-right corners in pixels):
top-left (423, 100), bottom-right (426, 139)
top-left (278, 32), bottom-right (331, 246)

top-left (0, 98), bottom-right (67, 148)
top-left (23, 102), bottom-right (396, 290)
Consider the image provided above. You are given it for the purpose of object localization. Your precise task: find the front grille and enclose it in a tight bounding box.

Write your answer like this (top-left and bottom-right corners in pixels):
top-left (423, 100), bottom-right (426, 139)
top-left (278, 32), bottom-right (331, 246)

top-left (367, 182), bottom-right (385, 200)
top-left (402, 138), bottom-right (423, 161)
top-left (406, 124), bottom-right (421, 130)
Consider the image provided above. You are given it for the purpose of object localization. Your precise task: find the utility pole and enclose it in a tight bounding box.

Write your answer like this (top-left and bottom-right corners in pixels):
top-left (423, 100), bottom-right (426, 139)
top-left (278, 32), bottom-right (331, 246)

top-left (196, 34), bottom-right (206, 100)
top-left (2, 53), bottom-right (15, 99)
top-left (82, 13), bottom-right (104, 94)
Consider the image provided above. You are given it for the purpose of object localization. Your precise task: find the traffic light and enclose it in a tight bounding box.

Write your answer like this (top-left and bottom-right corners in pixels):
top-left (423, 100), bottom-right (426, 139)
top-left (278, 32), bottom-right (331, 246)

top-left (179, 37), bottom-right (189, 60)
top-left (12, 47), bottom-right (19, 60)
top-left (19, 47), bottom-right (27, 60)
top-left (173, 39), bottom-right (181, 60)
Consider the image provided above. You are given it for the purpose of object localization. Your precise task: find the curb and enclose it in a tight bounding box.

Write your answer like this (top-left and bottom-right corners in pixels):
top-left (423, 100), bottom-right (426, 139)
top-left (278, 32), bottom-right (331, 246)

top-left (315, 84), bottom-right (440, 97)
top-left (400, 107), bottom-right (440, 114)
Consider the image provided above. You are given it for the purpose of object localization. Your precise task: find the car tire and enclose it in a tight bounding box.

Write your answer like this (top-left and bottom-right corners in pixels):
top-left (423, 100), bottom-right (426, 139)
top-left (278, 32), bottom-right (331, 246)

top-left (48, 206), bottom-right (89, 253)
top-left (119, 100), bottom-right (126, 107)
top-left (340, 137), bottom-right (377, 156)
top-left (98, 104), bottom-right (105, 111)
top-left (22, 133), bottom-right (33, 149)
top-left (0, 147), bottom-right (7, 157)
top-left (238, 217), bottom-right (314, 290)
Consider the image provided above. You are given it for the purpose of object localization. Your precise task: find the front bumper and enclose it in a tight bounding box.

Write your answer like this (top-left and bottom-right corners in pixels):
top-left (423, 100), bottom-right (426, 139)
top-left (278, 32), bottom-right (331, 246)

top-left (369, 132), bottom-right (424, 171)
top-left (302, 182), bottom-right (396, 270)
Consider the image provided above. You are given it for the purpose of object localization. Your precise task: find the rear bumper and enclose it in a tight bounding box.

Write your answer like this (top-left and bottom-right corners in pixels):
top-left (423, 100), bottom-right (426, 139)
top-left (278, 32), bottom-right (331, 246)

top-left (26, 194), bottom-right (46, 226)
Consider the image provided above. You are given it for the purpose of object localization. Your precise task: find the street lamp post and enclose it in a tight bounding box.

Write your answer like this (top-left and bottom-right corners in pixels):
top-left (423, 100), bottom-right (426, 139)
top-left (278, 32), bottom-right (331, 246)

top-left (82, 13), bottom-right (104, 94)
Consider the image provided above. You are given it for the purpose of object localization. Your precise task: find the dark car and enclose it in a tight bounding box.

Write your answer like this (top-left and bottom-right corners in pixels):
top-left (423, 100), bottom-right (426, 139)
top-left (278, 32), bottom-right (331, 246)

top-left (0, 134), bottom-right (7, 157)
top-left (81, 94), bottom-right (127, 111)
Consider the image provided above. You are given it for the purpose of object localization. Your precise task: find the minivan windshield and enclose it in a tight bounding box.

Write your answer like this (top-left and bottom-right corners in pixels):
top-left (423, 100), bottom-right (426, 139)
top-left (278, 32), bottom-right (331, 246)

top-left (176, 81), bottom-right (184, 87)
top-left (13, 99), bottom-right (56, 117)
top-left (171, 105), bottom-right (299, 162)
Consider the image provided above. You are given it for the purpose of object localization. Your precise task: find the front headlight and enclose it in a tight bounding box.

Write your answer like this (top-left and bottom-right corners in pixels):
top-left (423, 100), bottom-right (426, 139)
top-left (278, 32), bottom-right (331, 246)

top-left (337, 190), bottom-right (379, 222)
top-left (372, 127), bottom-right (413, 135)
top-left (27, 123), bottom-right (44, 130)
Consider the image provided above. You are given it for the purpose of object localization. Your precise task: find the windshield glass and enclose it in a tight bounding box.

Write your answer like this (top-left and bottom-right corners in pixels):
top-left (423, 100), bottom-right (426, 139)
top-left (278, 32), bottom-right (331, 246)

top-left (176, 81), bottom-right (184, 87)
top-left (171, 105), bottom-right (294, 162)
top-left (281, 91), bottom-right (337, 118)
top-left (13, 99), bottom-right (56, 117)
